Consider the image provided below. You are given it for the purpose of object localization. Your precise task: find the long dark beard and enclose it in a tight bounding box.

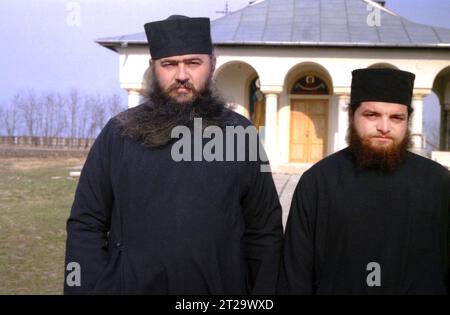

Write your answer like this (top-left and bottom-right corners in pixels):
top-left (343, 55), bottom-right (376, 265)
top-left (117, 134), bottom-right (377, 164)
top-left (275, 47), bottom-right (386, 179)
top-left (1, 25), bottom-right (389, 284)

top-left (347, 122), bottom-right (411, 172)
top-left (115, 74), bottom-right (236, 148)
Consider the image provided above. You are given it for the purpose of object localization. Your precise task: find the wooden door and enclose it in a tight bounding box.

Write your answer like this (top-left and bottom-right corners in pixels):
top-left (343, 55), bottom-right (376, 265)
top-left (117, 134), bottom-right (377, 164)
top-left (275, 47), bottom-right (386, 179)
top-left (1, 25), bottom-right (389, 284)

top-left (290, 100), bottom-right (328, 163)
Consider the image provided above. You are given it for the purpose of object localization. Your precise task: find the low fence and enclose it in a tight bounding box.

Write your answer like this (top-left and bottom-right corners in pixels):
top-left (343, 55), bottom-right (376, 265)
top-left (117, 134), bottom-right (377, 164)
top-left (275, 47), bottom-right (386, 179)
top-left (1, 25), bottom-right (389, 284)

top-left (0, 136), bottom-right (95, 149)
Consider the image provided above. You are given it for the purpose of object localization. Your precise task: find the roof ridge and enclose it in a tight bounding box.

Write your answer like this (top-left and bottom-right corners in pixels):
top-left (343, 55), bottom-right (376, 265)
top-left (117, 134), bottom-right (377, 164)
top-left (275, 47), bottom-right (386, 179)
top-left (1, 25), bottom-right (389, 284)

top-left (290, 0), bottom-right (297, 42)
top-left (399, 17), bottom-right (413, 43)
top-left (344, 0), bottom-right (352, 42)
top-left (261, 0), bottom-right (271, 41)
top-left (365, 0), bottom-right (383, 43)
top-left (431, 26), bottom-right (443, 43)
top-left (231, 10), bottom-right (244, 41)
top-left (319, 0), bottom-right (322, 42)
top-left (401, 17), bottom-right (450, 33)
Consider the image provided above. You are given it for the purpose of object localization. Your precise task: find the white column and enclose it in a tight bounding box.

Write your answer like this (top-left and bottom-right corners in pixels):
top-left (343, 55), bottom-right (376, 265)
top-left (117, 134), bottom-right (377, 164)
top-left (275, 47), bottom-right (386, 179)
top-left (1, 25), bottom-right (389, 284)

top-left (127, 90), bottom-right (142, 108)
top-left (336, 94), bottom-right (350, 151)
top-left (411, 95), bottom-right (424, 152)
top-left (442, 103), bottom-right (450, 150)
top-left (263, 93), bottom-right (279, 164)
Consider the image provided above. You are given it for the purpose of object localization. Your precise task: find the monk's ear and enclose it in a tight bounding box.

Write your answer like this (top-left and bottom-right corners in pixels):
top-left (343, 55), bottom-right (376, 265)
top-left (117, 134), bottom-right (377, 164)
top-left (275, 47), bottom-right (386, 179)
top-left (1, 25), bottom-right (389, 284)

top-left (348, 107), bottom-right (354, 123)
top-left (149, 59), bottom-right (153, 67)
top-left (210, 55), bottom-right (217, 72)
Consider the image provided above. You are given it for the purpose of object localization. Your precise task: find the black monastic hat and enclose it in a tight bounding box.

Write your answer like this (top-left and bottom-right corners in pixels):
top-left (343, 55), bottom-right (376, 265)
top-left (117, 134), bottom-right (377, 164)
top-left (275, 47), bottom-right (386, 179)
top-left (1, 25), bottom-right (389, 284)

top-left (350, 68), bottom-right (416, 111)
top-left (144, 15), bottom-right (212, 60)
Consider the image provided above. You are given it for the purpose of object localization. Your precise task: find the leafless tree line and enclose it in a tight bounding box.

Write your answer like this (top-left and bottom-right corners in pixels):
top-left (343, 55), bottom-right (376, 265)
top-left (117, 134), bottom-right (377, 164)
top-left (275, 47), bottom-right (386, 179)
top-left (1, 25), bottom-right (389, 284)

top-left (0, 89), bottom-right (126, 140)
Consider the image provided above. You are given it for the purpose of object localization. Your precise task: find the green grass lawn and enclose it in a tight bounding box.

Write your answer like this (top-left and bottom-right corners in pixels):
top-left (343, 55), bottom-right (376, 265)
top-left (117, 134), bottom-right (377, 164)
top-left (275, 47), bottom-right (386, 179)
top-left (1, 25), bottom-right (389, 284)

top-left (0, 157), bottom-right (85, 294)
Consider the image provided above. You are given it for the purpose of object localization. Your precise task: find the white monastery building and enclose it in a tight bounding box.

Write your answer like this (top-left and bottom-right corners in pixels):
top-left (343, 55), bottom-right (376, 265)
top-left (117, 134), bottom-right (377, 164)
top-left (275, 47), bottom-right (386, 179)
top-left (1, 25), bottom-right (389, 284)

top-left (97, 0), bottom-right (450, 168)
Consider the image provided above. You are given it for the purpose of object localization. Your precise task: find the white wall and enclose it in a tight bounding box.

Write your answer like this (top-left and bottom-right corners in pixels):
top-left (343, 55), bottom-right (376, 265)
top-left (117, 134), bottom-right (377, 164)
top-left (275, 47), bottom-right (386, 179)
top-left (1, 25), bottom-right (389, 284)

top-left (117, 44), bottom-right (450, 164)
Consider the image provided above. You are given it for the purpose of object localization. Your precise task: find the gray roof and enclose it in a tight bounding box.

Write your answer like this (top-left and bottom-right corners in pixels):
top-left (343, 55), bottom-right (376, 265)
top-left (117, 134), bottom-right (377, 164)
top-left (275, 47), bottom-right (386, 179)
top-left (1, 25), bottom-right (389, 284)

top-left (96, 0), bottom-right (450, 50)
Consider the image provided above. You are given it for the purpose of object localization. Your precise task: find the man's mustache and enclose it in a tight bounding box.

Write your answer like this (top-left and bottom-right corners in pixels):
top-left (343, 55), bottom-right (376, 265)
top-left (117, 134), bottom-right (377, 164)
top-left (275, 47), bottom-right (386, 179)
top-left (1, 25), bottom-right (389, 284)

top-left (168, 81), bottom-right (196, 92)
top-left (371, 135), bottom-right (394, 140)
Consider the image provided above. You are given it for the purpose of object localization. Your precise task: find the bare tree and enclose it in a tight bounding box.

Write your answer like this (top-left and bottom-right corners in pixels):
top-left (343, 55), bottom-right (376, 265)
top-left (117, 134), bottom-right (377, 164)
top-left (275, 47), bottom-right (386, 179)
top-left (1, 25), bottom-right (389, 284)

top-left (76, 96), bottom-right (89, 140)
top-left (0, 106), bottom-right (4, 136)
top-left (54, 93), bottom-right (68, 138)
top-left (40, 92), bottom-right (68, 145)
top-left (18, 89), bottom-right (41, 139)
top-left (35, 96), bottom-right (44, 139)
top-left (3, 102), bottom-right (19, 137)
top-left (95, 96), bottom-right (107, 132)
top-left (85, 96), bottom-right (96, 139)
top-left (42, 93), bottom-right (56, 139)
top-left (108, 93), bottom-right (125, 118)
top-left (69, 89), bottom-right (79, 140)
top-left (86, 95), bottom-right (107, 139)
top-left (4, 89), bottom-right (125, 148)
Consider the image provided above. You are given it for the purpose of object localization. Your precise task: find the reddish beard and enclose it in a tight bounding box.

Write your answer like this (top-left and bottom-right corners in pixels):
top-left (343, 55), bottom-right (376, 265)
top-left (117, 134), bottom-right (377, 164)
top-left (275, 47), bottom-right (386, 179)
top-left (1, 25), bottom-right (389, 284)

top-left (347, 122), bottom-right (411, 172)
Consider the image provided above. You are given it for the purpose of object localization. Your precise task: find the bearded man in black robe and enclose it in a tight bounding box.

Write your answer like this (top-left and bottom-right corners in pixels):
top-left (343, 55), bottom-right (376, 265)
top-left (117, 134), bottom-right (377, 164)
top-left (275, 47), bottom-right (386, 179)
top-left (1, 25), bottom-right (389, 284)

top-left (64, 15), bottom-right (283, 294)
top-left (279, 68), bottom-right (450, 294)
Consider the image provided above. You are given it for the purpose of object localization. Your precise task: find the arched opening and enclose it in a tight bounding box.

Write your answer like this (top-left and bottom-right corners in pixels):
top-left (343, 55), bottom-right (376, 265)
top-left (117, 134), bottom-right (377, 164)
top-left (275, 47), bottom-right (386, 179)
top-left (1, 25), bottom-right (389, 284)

top-left (432, 65), bottom-right (450, 151)
top-left (214, 61), bottom-right (262, 121)
top-left (284, 63), bottom-right (333, 163)
top-left (423, 92), bottom-right (441, 154)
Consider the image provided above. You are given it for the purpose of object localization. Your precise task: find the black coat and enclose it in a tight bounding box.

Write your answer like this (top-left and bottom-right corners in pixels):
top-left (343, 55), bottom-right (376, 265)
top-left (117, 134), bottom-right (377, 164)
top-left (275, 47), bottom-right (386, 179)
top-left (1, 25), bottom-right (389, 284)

top-left (279, 148), bottom-right (450, 294)
top-left (64, 111), bottom-right (283, 294)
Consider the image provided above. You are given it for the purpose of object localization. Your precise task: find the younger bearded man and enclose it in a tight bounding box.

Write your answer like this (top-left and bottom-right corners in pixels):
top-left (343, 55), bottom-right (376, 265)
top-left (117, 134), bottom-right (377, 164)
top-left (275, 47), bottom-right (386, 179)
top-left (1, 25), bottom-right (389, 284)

top-left (279, 68), bottom-right (450, 294)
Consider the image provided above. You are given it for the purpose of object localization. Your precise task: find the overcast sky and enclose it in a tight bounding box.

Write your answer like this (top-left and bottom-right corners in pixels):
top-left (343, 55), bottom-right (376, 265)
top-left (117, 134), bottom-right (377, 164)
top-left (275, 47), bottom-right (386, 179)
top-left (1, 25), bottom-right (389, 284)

top-left (0, 0), bottom-right (449, 129)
